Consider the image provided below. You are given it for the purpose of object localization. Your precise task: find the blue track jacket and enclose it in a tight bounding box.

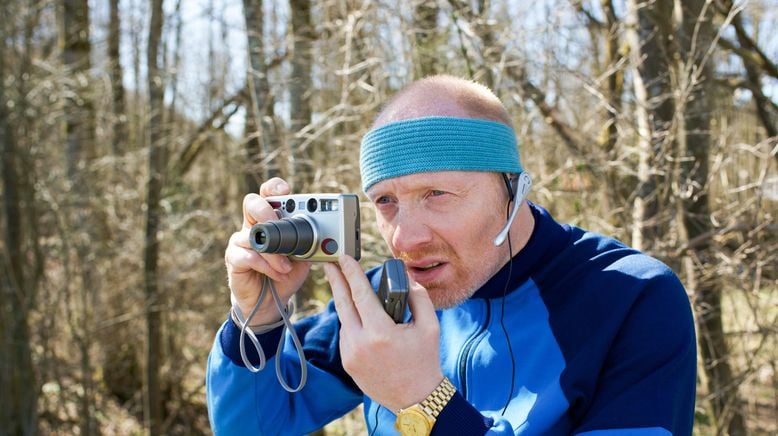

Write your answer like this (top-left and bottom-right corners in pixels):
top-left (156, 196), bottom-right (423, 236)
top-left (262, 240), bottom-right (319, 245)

top-left (207, 203), bottom-right (696, 435)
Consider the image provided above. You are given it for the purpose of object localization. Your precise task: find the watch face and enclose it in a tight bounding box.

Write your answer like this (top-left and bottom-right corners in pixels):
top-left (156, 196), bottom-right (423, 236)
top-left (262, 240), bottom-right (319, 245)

top-left (395, 409), bottom-right (432, 436)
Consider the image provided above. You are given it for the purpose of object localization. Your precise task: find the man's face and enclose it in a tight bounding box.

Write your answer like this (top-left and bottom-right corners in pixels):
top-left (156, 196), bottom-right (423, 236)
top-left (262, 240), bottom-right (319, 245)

top-left (367, 171), bottom-right (511, 309)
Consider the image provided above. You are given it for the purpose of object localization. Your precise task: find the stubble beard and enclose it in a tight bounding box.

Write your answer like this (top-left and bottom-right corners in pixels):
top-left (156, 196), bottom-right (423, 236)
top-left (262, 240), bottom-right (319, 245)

top-left (398, 244), bottom-right (505, 310)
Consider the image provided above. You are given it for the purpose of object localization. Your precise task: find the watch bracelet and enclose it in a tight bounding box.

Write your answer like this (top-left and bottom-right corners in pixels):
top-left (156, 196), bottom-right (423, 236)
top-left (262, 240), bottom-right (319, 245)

top-left (418, 377), bottom-right (456, 419)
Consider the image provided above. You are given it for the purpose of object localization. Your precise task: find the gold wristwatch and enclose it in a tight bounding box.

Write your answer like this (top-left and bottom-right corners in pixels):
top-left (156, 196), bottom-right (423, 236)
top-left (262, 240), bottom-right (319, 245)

top-left (394, 377), bottom-right (457, 436)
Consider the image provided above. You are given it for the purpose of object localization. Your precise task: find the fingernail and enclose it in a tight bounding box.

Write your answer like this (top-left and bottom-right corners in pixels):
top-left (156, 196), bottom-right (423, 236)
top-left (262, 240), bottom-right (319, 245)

top-left (273, 180), bottom-right (288, 195)
top-left (322, 263), bottom-right (334, 279)
top-left (282, 259), bottom-right (293, 273)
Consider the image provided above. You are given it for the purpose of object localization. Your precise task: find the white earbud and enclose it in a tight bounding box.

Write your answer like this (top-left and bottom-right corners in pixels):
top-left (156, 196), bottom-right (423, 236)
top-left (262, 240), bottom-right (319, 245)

top-left (493, 172), bottom-right (533, 247)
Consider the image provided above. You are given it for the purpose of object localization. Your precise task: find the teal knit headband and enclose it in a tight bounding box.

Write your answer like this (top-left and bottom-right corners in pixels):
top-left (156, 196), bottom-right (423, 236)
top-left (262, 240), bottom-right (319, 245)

top-left (359, 117), bottom-right (523, 191)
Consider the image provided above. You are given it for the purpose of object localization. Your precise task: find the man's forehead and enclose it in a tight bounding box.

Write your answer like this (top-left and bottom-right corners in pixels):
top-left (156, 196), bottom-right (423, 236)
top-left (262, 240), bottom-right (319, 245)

top-left (373, 98), bottom-right (468, 129)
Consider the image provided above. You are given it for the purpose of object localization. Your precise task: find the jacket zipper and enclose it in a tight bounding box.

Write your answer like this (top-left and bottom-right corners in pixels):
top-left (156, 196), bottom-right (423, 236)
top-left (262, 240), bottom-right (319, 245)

top-left (458, 301), bottom-right (491, 399)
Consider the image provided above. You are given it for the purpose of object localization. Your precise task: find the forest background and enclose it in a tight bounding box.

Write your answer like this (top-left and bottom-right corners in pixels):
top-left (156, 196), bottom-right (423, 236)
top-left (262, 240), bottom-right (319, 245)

top-left (0, 0), bottom-right (776, 435)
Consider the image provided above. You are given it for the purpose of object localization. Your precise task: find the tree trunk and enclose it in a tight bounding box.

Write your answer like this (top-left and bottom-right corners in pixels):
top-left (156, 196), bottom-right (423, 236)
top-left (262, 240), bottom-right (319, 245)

top-left (62, 0), bottom-right (97, 177)
top-left (109, 0), bottom-right (127, 156)
top-left (243, 0), bottom-right (279, 185)
top-left (131, 1), bottom-right (143, 150)
top-left (144, 0), bottom-right (166, 434)
top-left (167, 0), bottom-right (184, 132)
top-left (675, 0), bottom-right (748, 433)
top-left (0, 5), bottom-right (38, 432)
top-left (244, 102), bottom-right (262, 193)
top-left (625, 0), bottom-right (676, 253)
top-left (289, 0), bottom-right (314, 189)
top-left (626, 0), bottom-right (652, 252)
top-left (102, 0), bottom-right (146, 409)
top-left (61, 0), bottom-right (98, 432)
top-left (598, 0), bottom-right (625, 227)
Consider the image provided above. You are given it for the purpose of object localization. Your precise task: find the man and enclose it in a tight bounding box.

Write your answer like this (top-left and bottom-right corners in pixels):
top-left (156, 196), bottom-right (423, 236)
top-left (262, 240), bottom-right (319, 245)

top-left (207, 75), bottom-right (696, 435)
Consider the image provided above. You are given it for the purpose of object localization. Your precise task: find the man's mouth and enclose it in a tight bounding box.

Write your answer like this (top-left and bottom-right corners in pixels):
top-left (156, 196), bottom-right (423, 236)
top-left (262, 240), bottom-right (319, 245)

top-left (405, 260), bottom-right (449, 284)
top-left (411, 262), bottom-right (443, 272)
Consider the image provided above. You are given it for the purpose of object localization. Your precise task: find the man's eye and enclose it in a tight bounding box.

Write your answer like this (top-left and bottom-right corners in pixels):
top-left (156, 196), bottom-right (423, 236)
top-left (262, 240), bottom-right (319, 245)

top-left (376, 196), bottom-right (392, 204)
top-left (430, 190), bottom-right (446, 197)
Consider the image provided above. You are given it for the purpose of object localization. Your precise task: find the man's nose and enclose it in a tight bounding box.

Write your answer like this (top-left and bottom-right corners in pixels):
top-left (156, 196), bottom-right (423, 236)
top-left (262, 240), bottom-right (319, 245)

top-left (391, 208), bottom-right (433, 253)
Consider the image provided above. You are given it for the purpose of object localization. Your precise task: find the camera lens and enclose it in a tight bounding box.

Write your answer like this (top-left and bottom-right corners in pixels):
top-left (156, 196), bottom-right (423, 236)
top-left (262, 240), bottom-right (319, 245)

top-left (250, 217), bottom-right (315, 256)
top-left (307, 198), bottom-right (318, 212)
top-left (285, 198), bottom-right (295, 212)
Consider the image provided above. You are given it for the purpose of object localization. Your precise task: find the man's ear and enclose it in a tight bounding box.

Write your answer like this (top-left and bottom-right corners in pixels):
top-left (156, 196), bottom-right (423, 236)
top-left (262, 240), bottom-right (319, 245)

top-left (501, 172), bottom-right (519, 201)
top-left (494, 172), bottom-right (532, 247)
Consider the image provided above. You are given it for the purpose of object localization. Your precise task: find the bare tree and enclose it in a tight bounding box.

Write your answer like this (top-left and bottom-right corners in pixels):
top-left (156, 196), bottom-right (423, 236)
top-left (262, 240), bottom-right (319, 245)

top-left (289, 0), bottom-right (314, 189)
top-left (109, 0), bottom-right (127, 156)
top-left (63, 0), bottom-right (96, 178)
top-left (243, 0), bottom-right (280, 192)
top-left (625, 0), bottom-right (677, 252)
top-left (675, 0), bottom-right (748, 433)
top-left (100, 0), bottom-right (148, 415)
top-left (572, 0), bottom-right (628, 227)
top-left (61, 0), bottom-right (100, 432)
top-left (0, 3), bottom-right (41, 433)
top-left (598, 0), bottom-right (624, 221)
top-left (144, 0), bottom-right (166, 433)
top-left (166, 0), bottom-right (184, 133)
top-left (130, 0), bottom-right (146, 148)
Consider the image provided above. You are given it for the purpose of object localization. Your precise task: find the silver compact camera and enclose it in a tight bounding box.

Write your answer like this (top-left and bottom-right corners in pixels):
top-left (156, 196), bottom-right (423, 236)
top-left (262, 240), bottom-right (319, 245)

top-left (249, 193), bottom-right (360, 262)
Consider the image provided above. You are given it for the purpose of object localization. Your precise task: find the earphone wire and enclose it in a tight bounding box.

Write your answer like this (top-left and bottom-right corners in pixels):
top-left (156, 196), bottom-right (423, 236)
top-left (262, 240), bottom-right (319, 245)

top-left (499, 173), bottom-right (518, 416)
top-left (369, 404), bottom-right (381, 436)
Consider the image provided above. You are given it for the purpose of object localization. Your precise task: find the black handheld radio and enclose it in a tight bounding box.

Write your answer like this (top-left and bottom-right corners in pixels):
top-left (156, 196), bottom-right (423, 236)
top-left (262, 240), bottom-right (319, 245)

top-left (377, 259), bottom-right (409, 323)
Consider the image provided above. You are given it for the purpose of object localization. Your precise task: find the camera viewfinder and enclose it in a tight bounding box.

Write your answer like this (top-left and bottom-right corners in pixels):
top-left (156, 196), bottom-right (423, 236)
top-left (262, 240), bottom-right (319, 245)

top-left (320, 199), bottom-right (338, 212)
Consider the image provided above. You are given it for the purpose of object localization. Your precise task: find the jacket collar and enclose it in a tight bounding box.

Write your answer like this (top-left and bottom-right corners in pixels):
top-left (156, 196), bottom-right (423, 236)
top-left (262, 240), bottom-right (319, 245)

top-left (471, 202), bottom-right (571, 300)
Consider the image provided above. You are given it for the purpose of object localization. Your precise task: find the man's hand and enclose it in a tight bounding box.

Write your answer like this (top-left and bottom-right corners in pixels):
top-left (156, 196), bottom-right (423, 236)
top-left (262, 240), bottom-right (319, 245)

top-left (225, 178), bottom-right (311, 325)
top-left (323, 256), bottom-right (443, 413)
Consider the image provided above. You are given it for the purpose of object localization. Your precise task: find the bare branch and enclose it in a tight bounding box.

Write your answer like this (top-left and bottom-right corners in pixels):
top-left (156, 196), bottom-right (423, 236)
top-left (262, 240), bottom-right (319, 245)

top-left (673, 222), bottom-right (753, 257)
top-left (715, 0), bottom-right (778, 79)
top-left (717, 36), bottom-right (778, 80)
top-left (713, 3), bottom-right (778, 143)
top-left (570, 0), bottom-right (606, 29)
top-left (506, 64), bottom-right (594, 166)
top-left (169, 87), bottom-right (247, 178)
